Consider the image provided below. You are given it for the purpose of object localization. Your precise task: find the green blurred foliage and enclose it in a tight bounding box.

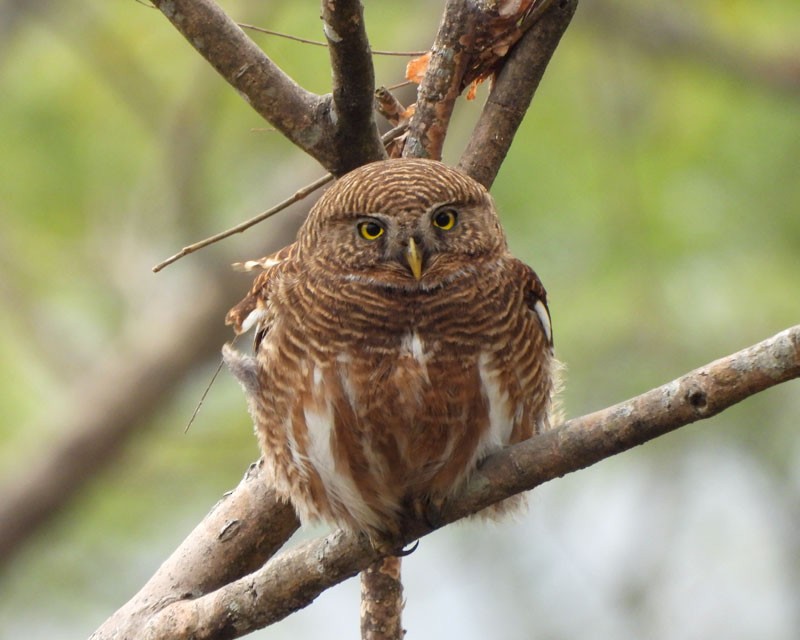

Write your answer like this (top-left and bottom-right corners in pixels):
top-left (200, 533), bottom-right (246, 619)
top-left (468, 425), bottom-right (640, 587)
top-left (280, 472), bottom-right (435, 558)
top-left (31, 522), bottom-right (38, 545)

top-left (0, 1), bottom-right (798, 639)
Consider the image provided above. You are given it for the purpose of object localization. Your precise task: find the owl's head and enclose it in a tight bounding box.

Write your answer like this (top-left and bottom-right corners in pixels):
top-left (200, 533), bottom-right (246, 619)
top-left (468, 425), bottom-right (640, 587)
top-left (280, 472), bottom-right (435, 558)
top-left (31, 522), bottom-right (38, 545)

top-left (298, 159), bottom-right (507, 289)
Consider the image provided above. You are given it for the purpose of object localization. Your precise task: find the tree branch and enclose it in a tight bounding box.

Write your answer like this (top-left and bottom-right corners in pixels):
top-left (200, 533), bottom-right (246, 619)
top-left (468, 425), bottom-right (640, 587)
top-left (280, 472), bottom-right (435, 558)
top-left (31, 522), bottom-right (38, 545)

top-left (92, 325), bottom-right (800, 639)
top-left (459, 0), bottom-right (578, 188)
top-left (149, 0), bottom-right (347, 173)
top-left (90, 462), bottom-right (299, 640)
top-left (403, 0), bottom-right (478, 160)
top-left (321, 0), bottom-right (387, 173)
top-left (360, 557), bottom-right (405, 640)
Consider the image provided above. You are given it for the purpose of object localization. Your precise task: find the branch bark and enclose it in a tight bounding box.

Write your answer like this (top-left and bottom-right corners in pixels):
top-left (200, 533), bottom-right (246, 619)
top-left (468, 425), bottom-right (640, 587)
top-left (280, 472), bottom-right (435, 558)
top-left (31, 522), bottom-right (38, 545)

top-left (321, 0), bottom-right (387, 173)
top-left (90, 463), bottom-right (299, 640)
top-left (149, 0), bottom-right (384, 175)
top-left (92, 325), bottom-right (800, 639)
top-left (459, 0), bottom-right (579, 188)
top-left (360, 557), bottom-right (405, 640)
top-left (403, 0), bottom-right (478, 160)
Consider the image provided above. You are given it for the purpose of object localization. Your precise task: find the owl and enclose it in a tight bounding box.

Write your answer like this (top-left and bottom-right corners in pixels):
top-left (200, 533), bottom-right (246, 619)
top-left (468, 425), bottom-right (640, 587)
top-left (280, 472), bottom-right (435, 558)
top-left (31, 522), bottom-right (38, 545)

top-left (224, 158), bottom-right (554, 549)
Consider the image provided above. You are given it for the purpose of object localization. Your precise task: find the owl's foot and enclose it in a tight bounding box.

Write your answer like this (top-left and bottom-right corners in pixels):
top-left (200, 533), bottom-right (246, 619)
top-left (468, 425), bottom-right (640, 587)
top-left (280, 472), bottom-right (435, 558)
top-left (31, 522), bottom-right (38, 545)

top-left (411, 495), bottom-right (446, 530)
top-left (365, 527), bottom-right (419, 557)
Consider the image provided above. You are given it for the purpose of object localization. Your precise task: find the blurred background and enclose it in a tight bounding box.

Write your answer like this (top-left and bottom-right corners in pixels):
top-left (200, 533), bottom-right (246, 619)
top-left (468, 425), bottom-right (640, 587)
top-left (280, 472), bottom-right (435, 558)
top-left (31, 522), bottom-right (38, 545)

top-left (1, 1), bottom-right (798, 638)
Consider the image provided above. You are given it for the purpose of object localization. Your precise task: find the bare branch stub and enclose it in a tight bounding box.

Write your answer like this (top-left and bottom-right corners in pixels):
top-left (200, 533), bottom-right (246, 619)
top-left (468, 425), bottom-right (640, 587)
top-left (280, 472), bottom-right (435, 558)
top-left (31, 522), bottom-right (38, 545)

top-left (321, 0), bottom-right (387, 174)
top-left (96, 325), bottom-right (800, 639)
top-left (458, 0), bottom-right (579, 188)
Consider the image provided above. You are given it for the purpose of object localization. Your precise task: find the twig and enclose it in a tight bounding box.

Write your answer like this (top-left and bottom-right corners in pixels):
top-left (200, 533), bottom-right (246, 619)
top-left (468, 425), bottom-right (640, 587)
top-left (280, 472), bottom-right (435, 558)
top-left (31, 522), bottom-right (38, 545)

top-left (152, 174), bottom-right (334, 273)
top-left (321, 0), bottom-right (387, 173)
top-left (239, 23), bottom-right (425, 56)
top-left (375, 86), bottom-right (408, 126)
top-left (152, 123), bottom-right (408, 273)
top-left (92, 325), bottom-right (800, 639)
top-left (458, 0), bottom-right (578, 188)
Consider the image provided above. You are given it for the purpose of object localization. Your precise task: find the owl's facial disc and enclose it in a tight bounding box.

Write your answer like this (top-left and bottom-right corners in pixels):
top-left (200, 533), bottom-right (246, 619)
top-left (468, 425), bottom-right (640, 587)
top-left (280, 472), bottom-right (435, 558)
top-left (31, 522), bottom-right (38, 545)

top-left (405, 238), bottom-right (423, 280)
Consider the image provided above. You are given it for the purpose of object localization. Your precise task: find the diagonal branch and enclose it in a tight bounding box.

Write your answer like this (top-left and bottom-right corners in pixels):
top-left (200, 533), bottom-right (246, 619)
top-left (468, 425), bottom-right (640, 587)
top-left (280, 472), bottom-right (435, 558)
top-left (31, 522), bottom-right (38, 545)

top-left (321, 0), bottom-right (387, 173)
top-left (459, 0), bottom-right (579, 188)
top-left (93, 325), bottom-right (800, 639)
top-left (149, 0), bottom-right (353, 174)
top-left (90, 463), bottom-right (299, 640)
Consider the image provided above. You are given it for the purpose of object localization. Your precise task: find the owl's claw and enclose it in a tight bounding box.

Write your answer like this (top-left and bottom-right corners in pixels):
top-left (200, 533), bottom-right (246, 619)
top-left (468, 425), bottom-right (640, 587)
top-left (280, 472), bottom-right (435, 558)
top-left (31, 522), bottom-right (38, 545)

top-left (366, 527), bottom-right (420, 557)
top-left (396, 540), bottom-right (420, 557)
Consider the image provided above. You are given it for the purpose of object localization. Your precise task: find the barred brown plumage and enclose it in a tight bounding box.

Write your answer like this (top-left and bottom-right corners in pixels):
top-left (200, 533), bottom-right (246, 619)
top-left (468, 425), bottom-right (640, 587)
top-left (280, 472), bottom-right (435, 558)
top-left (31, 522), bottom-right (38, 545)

top-left (224, 158), bottom-right (554, 550)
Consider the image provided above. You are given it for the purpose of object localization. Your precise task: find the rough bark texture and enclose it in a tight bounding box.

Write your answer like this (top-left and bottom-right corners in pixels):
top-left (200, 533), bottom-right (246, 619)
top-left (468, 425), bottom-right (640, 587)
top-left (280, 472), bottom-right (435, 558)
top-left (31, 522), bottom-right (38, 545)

top-left (90, 462), bottom-right (299, 640)
top-left (322, 0), bottom-right (387, 172)
top-left (403, 0), bottom-right (478, 160)
top-left (360, 557), bottom-right (405, 640)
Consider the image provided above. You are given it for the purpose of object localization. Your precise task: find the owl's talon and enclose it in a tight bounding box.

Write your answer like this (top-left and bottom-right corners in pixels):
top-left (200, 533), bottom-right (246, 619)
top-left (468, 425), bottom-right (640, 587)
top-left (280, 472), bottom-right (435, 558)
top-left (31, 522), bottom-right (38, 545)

top-left (396, 540), bottom-right (420, 557)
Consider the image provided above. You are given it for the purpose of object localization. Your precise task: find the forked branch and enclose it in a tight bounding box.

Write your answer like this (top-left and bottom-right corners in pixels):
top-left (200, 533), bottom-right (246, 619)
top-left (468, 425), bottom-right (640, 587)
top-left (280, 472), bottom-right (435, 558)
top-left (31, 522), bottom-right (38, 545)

top-left (149, 0), bottom-right (382, 175)
top-left (92, 325), bottom-right (800, 640)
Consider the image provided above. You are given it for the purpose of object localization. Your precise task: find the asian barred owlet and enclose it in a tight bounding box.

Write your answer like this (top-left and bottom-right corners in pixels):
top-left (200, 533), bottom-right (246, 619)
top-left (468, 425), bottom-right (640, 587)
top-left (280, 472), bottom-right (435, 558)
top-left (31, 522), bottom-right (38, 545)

top-left (224, 158), bottom-right (554, 548)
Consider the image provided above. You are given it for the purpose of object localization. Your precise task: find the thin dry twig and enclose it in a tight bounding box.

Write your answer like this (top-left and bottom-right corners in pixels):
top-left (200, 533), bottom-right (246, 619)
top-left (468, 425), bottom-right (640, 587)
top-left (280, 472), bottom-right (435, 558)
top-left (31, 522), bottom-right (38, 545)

top-left (152, 174), bottom-right (334, 272)
top-left (152, 123), bottom-right (409, 273)
top-left (92, 325), bottom-right (800, 640)
top-left (239, 22), bottom-right (425, 56)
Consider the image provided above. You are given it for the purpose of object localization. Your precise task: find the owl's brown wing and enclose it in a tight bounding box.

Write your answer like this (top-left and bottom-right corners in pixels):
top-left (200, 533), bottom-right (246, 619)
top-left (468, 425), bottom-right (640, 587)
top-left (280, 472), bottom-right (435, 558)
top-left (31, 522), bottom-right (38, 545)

top-left (225, 243), bottom-right (297, 348)
top-left (514, 258), bottom-right (553, 348)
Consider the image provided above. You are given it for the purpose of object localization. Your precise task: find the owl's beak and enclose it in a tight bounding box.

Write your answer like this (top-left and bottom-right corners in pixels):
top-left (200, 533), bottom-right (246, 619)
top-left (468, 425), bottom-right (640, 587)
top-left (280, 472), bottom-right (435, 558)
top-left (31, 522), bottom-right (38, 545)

top-left (405, 237), bottom-right (423, 280)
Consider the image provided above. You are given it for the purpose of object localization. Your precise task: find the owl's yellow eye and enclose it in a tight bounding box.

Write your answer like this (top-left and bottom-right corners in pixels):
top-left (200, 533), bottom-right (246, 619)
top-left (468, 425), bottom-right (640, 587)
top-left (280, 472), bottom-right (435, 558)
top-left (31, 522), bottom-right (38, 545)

top-left (432, 208), bottom-right (458, 230)
top-left (358, 220), bottom-right (385, 241)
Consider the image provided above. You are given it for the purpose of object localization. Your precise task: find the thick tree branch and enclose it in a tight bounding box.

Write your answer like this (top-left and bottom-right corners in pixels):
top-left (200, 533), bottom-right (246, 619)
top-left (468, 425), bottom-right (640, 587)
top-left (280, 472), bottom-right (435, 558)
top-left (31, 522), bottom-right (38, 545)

top-left (149, 0), bottom-right (348, 173)
top-left (459, 0), bottom-right (578, 188)
top-left (321, 0), bottom-right (387, 173)
top-left (90, 462), bottom-right (299, 640)
top-left (93, 325), bottom-right (800, 639)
